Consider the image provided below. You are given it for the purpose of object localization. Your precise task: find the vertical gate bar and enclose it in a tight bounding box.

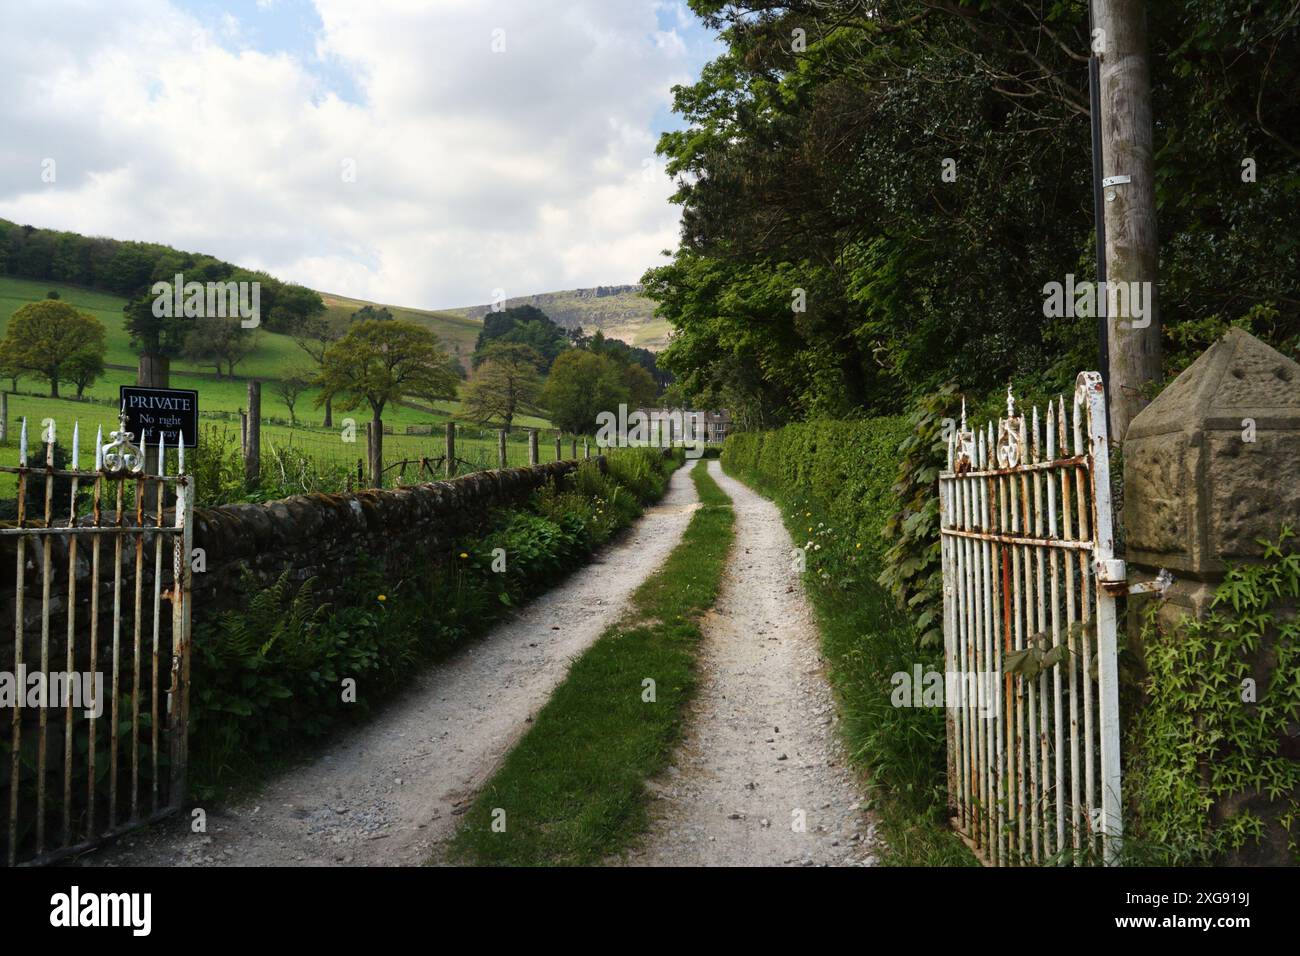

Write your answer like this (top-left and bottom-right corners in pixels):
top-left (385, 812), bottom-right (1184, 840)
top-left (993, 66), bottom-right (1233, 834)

top-left (941, 436), bottom-right (959, 831)
top-left (8, 419), bottom-right (29, 867)
top-left (955, 472), bottom-right (968, 835)
top-left (1072, 409), bottom-right (1097, 860)
top-left (946, 468), bottom-right (956, 827)
top-left (1032, 408), bottom-right (1049, 862)
top-left (1077, 372), bottom-right (1123, 863)
top-left (87, 430), bottom-right (103, 840)
top-left (109, 477), bottom-right (124, 829)
top-left (961, 474), bottom-right (974, 841)
top-left (1005, 445), bottom-right (1019, 865)
top-left (171, 449), bottom-right (194, 809)
top-left (998, 434), bottom-right (1008, 868)
top-left (975, 438), bottom-right (988, 854)
top-left (977, 429), bottom-right (993, 863)
top-left (966, 437), bottom-right (978, 851)
top-left (131, 474), bottom-right (144, 820)
top-left (977, 450), bottom-right (982, 853)
top-left (970, 440), bottom-right (984, 851)
top-left (151, 440), bottom-right (165, 813)
top-left (1059, 398), bottom-right (1081, 863)
top-left (975, 429), bottom-right (988, 859)
top-left (36, 423), bottom-right (54, 854)
top-left (1015, 416), bottom-right (1031, 863)
top-left (62, 424), bottom-right (81, 846)
top-left (1046, 401), bottom-right (1065, 859)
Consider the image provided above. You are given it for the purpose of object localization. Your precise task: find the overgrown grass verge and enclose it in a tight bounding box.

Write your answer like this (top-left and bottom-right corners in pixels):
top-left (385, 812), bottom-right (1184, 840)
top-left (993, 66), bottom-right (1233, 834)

top-left (448, 461), bottom-right (734, 866)
top-left (721, 456), bottom-right (976, 867)
top-left (187, 447), bottom-right (684, 800)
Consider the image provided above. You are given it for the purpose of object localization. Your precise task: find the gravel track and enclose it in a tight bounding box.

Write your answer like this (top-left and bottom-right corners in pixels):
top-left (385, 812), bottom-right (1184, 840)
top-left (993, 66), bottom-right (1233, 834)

top-left (614, 460), bottom-right (879, 867)
top-left (78, 461), bottom-right (701, 867)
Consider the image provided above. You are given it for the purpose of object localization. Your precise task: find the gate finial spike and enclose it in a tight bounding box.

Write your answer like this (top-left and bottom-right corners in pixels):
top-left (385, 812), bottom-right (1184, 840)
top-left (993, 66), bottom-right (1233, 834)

top-left (19, 417), bottom-right (27, 466)
top-left (95, 425), bottom-right (103, 471)
top-left (177, 433), bottom-right (185, 475)
top-left (960, 396), bottom-right (967, 431)
top-left (1006, 383), bottom-right (1016, 419)
top-left (72, 422), bottom-right (79, 470)
top-left (159, 432), bottom-right (166, 477)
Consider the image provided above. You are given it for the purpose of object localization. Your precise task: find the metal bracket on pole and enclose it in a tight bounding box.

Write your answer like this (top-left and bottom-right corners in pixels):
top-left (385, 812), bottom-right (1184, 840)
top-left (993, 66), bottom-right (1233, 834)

top-left (1101, 175), bottom-right (1131, 188)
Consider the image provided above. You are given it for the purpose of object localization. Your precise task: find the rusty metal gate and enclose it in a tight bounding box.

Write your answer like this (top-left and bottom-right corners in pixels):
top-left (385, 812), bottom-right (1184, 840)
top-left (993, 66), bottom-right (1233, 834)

top-left (1, 411), bottom-right (193, 866)
top-left (939, 372), bottom-right (1127, 866)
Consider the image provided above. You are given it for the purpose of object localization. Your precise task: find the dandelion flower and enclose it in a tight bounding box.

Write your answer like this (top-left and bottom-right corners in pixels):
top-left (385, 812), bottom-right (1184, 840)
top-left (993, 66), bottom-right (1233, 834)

top-left (377, 594), bottom-right (387, 602)
top-left (459, 552), bottom-right (469, 559)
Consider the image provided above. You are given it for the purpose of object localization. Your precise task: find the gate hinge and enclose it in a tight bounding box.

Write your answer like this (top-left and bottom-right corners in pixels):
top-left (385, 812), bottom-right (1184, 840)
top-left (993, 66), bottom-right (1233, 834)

top-left (1096, 559), bottom-right (1173, 598)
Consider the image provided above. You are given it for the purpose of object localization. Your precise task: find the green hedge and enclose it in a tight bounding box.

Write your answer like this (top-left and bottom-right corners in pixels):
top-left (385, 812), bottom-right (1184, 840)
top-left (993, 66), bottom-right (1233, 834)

top-left (724, 418), bottom-right (910, 550)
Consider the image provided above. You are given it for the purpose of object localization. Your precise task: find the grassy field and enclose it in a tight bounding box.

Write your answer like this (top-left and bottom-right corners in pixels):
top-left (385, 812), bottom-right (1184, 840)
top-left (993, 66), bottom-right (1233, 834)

top-left (0, 275), bottom-right (553, 435)
top-left (449, 461), bottom-right (735, 865)
top-left (0, 276), bottom-right (563, 497)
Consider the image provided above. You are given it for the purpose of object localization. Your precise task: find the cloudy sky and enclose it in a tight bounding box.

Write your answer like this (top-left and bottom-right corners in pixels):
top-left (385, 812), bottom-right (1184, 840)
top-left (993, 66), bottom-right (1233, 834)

top-left (0, 0), bottom-right (721, 309)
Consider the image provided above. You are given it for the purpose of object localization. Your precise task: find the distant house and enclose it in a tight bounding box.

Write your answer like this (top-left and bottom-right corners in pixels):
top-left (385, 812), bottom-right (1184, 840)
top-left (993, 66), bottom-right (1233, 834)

top-left (635, 407), bottom-right (732, 444)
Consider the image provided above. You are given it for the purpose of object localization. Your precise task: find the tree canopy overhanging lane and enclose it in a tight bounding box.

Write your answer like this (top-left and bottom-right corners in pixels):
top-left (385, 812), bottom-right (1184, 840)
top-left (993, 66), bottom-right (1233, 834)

top-left (644, 0), bottom-right (1300, 428)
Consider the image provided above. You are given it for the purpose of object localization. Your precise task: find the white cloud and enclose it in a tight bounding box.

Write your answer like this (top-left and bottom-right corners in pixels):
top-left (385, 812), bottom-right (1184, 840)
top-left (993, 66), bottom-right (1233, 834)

top-left (0, 0), bottom-right (702, 310)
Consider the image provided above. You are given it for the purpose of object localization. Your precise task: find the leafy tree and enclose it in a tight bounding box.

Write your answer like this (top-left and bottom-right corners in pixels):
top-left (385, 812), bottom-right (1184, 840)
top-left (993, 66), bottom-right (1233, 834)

top-left (273, 371), bottom-right (314, 426)
top-left (269, 284), bottom-right (326, 335)
top-left (183, 316), bottom-right (258, 378)
top-left (461, 343), bottom-right (543, 432)
top-left (621, 361), bottom-right (659, 408)
top-left (0, 354), bottom-right (24, 393)
top-left (292, 311), bottom-right (350, 426)
top-left (350, 304), bottom-right (393, 324)
top-left (473, 305), bottom-right (570, 371)
top-left (541, 350), bottom-right (629, 434)
top-left (65, 347), bottom-right (105, 398)
top-left (645, 0), bottom-right (1300, 424)
top-left (0, 300), bottom-right (106, 397)
top-left (123, 291), bottom-right (187, 358)
top-left (315, 320), bottom-right (460, 483)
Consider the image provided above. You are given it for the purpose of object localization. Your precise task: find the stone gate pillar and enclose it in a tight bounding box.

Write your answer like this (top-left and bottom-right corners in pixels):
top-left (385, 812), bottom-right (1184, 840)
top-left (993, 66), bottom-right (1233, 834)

top-left (1125, 328), bottom-right (1300, 620)
top-left (1123, 327), bottom-right (1300, 863)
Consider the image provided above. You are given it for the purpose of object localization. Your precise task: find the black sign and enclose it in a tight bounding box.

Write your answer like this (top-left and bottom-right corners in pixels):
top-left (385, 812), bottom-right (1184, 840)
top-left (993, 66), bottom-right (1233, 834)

top-left (119, 386), bottom-right (199, 448)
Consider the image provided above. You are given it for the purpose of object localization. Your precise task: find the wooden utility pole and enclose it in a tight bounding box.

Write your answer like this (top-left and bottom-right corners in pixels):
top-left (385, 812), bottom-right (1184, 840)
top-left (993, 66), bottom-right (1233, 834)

top-left (445, 421), bottom-right (456, 478)
top-left (497, 429), bottom-right (508, 470)
top-left (528, 429), bottom-right (539, 466)
top-left (138, 353), bottom-right (169, 474)
top-left (1094, 0), bottom-right (1161, 442)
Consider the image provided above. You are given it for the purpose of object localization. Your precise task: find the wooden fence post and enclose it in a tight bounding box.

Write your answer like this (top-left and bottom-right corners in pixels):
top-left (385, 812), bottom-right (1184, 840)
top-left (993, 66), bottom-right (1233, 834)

top-left (366, 421), bottom-right (383, 489)
top-left (583, 437), bottom-right (590, 460)
top-left (554, 432), bottom-right (562, 461)
top-left (446, 421), bottom-right (456, 478)
top-left (498, 429), bottom-right (508, 470)
top-left (0, 391), bottom-right (8, 444)
top-left (244, 380), bottom-right (261, 487)
top-left (528, 429), bottom-right (539, 465)
top-left (570, 436), bottom-right (577, 459)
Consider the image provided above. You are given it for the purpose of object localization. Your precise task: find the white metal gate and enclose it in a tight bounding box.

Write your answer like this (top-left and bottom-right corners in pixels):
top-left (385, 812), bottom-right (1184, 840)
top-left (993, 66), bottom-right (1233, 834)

top-left (939, 372), bottom-right (1121, 865)
top-left (1, 411), bottom-right (193, 866)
